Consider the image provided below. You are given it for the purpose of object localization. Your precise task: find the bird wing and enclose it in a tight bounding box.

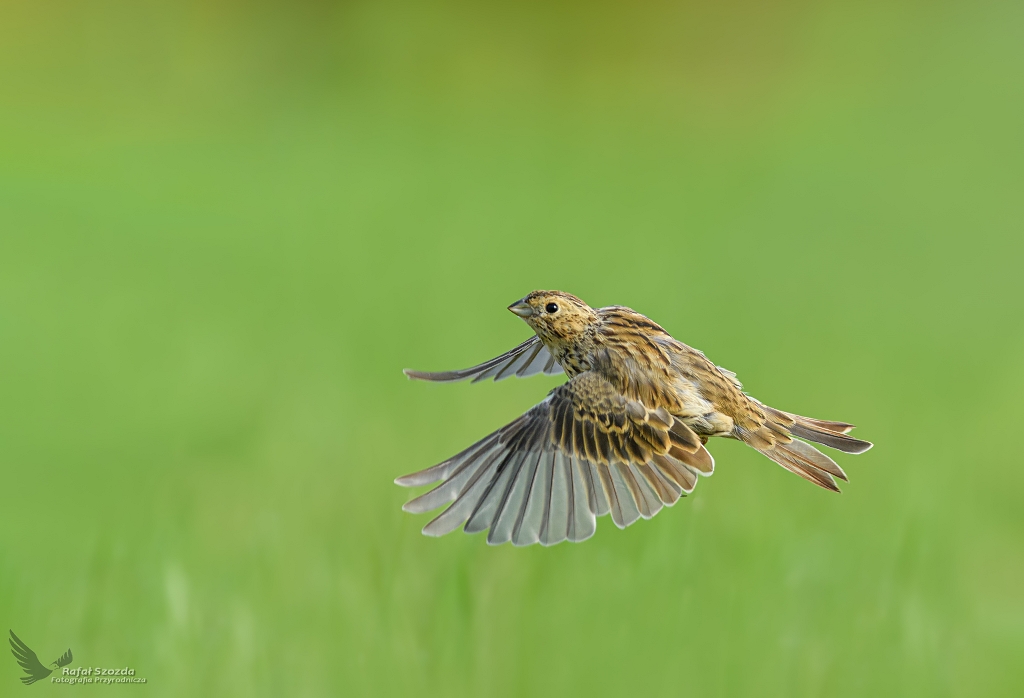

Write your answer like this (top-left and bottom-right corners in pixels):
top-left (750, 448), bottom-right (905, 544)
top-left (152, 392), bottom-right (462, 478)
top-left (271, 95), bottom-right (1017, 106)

top-left (395, 371), bottom-right (715, 546)
top-left (403, 335), bottom-right (564, 383)
top-left (53, 647), bottom-right (73, 668)
top-left (9, 631), bottom-right (52, 685)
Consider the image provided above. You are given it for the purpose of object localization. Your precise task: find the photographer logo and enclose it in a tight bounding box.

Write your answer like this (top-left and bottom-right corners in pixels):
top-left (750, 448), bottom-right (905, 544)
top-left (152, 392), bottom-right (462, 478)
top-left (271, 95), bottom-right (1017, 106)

top-left (9, 631), bottom-right (147, 686)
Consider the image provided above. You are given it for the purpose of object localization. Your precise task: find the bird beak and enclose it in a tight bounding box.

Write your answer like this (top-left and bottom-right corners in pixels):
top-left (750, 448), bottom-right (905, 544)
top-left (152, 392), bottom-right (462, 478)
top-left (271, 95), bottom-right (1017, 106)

top-left (508, 299), bottom-right (534, 318)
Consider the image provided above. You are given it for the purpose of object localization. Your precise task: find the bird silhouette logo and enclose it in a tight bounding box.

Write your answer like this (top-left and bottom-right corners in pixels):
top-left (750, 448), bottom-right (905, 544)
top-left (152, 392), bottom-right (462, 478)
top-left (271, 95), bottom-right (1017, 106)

top-left (9, 631), bottom-right (73, 686)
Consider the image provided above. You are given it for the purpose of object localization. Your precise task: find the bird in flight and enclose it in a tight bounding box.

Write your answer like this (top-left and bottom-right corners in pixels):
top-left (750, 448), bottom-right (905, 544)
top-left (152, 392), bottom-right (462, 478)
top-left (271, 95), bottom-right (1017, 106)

top-left (397, 291), bottom-right (872, 547)
top-left (9, 630), bottom-right (73, 685)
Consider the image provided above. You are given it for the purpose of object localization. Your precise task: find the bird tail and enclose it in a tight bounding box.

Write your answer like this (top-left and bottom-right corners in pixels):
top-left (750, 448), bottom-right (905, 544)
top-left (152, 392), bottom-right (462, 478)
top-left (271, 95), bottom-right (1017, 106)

top-left (740, 405), bottom-right (872, 491)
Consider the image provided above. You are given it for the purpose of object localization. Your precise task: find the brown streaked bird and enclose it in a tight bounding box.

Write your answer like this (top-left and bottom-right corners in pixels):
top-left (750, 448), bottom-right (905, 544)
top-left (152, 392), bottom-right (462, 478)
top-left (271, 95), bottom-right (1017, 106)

top-left (397, 290), bottom-right (872, 547)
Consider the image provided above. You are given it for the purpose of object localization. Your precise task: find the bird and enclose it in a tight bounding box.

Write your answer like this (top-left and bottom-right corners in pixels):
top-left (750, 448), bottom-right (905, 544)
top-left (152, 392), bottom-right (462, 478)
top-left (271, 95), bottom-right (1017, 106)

top-left (397, 290), bottom-right (872, 547)
top-left (9, 630), bottom-right (73, 685)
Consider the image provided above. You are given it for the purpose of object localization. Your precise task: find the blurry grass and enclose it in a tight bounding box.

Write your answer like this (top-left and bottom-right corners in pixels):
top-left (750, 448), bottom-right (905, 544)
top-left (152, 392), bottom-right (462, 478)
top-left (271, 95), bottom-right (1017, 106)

top-left (1, 0), bottom-right (1023, 696)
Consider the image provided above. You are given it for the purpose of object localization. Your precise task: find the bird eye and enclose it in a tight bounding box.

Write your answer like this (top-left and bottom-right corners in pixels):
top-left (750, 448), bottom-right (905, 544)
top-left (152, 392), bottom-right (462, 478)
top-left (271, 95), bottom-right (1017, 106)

top-left (545, 302), bottom-right (559, 314)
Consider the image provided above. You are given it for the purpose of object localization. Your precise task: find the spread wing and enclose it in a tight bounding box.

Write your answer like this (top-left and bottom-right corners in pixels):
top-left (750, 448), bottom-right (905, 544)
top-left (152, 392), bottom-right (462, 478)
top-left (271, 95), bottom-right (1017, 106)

top-left (9, 631), bottom-right (52, 685)
top-left (395, 372), bottom-right (715, 546)
top-left (403, 336), bottom-right (564, 383)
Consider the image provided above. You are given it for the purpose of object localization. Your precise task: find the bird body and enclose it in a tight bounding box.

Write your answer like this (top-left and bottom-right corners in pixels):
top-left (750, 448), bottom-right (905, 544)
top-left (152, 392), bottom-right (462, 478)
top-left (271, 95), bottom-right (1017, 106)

top-left (398, 291), bottom-right (871, 546)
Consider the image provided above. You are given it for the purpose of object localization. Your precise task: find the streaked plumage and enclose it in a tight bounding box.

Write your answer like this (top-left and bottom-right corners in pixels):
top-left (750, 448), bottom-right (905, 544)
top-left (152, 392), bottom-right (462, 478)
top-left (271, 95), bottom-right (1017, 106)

top-left (398, 291), bottom-right (872, 546)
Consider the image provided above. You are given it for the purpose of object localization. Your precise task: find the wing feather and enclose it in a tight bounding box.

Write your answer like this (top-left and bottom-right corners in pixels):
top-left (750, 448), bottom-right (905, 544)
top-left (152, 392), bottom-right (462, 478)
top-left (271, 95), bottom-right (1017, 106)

top-left (402, 442), bottom-right (502, 514)
top-left (421, 447), bottom-right (506, 536)
top-left (397, 371), bottom-right (716, 545)
top-left (404, 336), bottom-right (564, 383)
top-left (509, 450), bottom-right (548, 544)
top-left (464, 451), bottom-right (522, 534)
top-left (490, 449), bottom-right (541, 545)
top-left (568, 454), bottom-right (597, 542)
top-left (627, 463), bottom-right (664, 518)
top-left (584, 461), bottom-right (611, 516)
top-left (640, 462), bottom-right (682, 505)
top-left (514, 451), bottom-right (551, 546)
top-left (616, 462), bottom-right (652, 519)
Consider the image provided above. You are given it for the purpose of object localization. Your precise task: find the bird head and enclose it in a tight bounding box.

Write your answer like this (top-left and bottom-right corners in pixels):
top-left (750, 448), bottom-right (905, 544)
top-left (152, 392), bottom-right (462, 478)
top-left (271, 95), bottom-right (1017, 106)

top-left (508, 290), bottom-right (597, 347)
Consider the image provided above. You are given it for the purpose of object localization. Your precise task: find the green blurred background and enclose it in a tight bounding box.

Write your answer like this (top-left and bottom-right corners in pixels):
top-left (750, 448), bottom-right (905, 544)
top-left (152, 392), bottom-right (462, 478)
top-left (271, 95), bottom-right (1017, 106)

top-left (1, 0), bottom-right (1022, 695)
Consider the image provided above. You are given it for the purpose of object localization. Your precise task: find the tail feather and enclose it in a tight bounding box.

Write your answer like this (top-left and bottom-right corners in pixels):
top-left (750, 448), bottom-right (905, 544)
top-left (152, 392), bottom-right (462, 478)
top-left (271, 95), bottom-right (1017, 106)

top-left (787, 420), bottom-right (872, 454)
top-left (760, 441), bottom-right (841, 492)
top-left (794, 417), bottom-right (856, 435)
top-left (766, 407), bottom-right (873, 454)
top-left (742, 405), bottom-right (871, 491)
top-left (783, 439), bottom-right (848, 481)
